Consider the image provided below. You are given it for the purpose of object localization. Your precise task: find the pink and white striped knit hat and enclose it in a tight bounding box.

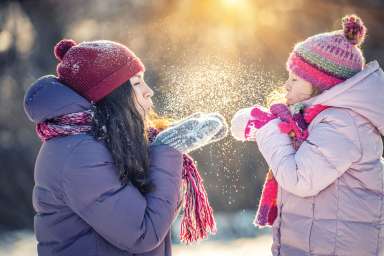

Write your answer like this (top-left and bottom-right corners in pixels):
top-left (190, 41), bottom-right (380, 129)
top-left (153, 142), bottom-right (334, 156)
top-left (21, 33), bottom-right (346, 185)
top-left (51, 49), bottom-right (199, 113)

top-left (286, 15), bottom-right (367, 92)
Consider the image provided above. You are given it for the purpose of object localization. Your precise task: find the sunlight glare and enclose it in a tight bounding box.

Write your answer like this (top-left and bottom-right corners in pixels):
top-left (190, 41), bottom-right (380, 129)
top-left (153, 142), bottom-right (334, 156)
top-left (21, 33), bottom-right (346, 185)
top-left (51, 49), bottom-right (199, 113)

top-left (222, 0), bottom-right (247, 8)
top-left (223, 0), bottom-right (239, 6)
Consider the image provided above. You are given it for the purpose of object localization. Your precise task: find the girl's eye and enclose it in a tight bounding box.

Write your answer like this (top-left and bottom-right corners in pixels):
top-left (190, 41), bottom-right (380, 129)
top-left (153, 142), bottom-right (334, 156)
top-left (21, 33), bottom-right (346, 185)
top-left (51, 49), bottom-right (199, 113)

top-left (133, 82), bottom-right (141, 86)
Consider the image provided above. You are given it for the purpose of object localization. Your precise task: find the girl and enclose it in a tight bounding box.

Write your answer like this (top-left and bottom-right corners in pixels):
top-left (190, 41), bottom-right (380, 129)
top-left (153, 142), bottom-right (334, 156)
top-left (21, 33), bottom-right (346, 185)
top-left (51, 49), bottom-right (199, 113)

top-left (24, 39), bottom-right (227, 256)
top-left (231, 15), bottom-right (384, 255)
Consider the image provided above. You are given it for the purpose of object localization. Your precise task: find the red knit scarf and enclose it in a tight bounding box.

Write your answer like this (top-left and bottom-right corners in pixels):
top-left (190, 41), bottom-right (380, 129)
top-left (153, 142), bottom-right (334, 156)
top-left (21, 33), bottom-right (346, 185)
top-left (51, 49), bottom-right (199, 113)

top-left (147, 127), bottom-right (216, 243)
top-left (36, 111), bottom-right (216, 243)
top-left (254, 104), bottom-right (329, 227)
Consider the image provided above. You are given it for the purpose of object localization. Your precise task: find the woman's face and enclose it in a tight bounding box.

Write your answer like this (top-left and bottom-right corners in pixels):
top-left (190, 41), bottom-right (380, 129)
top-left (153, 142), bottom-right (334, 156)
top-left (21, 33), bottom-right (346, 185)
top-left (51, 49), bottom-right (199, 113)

top-left (129, 72), bottom-right (154, 118)
top-left (284, 71), bottom-right (313, 105)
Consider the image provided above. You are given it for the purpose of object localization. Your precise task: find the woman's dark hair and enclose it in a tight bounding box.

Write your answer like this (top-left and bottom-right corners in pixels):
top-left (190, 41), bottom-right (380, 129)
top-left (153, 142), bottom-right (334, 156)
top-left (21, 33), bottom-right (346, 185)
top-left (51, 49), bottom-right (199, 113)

top-left (90, 80), bottom-right (153, 194)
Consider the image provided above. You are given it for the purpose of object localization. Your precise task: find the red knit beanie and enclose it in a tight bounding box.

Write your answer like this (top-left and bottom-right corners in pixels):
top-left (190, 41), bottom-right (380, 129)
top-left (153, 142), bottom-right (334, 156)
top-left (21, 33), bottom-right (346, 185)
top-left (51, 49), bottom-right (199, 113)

top-left (54, 39), bottom-right (145, 102)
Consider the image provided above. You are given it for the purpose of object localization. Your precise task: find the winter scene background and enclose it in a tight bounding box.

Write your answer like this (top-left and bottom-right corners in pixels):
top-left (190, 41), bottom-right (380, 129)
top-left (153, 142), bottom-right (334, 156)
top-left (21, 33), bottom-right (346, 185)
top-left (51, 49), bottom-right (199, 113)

top-left (0, 0), bottom-right (383, 255)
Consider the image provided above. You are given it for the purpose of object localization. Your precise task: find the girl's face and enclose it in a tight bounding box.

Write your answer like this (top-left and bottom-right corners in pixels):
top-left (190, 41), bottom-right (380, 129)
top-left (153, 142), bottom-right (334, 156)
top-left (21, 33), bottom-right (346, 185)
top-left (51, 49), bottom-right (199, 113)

top-left (129, 72), bottom-right (154, 119)
top-left (284, 72), bottom-right (313, 105)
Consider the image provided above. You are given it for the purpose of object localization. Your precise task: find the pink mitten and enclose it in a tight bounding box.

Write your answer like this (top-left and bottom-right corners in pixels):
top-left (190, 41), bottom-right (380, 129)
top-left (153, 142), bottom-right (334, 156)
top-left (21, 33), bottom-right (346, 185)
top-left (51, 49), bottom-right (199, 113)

top-left (270, 103), bottom-right (307, 143)
top-left (269, 103), bottom-right (291, 122)
top-left (231, 105), bottom-right (276, 141)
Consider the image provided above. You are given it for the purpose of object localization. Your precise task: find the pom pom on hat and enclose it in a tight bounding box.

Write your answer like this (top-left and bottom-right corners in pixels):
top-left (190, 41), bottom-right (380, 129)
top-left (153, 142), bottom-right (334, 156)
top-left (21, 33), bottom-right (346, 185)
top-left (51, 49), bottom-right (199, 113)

top-left (54, 39), bottom-right (77, 61)
top-left (342, 14), bottom-right (367, 46)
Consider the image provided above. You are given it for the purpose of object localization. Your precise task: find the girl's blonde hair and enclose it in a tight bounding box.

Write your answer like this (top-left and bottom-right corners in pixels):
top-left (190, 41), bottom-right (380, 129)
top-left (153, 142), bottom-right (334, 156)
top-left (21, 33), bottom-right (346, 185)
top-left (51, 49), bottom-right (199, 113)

top-left (266, 84), bottom-right (320, 108)
top-left (266, 86), bottom-right (287, 108)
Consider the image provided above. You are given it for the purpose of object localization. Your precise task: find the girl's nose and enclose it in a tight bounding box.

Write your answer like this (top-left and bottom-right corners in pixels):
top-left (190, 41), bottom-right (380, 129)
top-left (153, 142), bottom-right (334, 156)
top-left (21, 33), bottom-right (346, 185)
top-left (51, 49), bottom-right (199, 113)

top-left (284, 81), bottom-right (291, 90)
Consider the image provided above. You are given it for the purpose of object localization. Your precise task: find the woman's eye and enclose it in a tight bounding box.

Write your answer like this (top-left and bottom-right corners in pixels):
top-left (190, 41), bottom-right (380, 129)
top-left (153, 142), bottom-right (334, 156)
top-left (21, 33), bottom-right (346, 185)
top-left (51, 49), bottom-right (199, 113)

top-left (133, 82), bottom-right (141, 86)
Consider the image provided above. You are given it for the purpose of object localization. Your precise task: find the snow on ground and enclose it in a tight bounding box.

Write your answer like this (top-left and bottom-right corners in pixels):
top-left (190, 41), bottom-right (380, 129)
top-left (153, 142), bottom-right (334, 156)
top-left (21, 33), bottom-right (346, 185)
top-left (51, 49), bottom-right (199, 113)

top-left (174, 236), bottom-right (272, 256)
top-left (0, 232), bottom-right (272, 256)
top-left (0, 211), bottom-right (273, 255)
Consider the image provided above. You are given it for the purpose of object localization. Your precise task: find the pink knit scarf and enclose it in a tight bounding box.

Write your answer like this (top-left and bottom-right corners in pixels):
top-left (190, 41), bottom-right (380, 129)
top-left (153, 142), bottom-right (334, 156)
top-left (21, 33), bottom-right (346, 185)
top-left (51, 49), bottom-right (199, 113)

top-left (36, 110), bottom-right (93, 141)
top-left (36, 111), bottom-right (216, 243)
top-left (254, 104), bottom-right (328, 227)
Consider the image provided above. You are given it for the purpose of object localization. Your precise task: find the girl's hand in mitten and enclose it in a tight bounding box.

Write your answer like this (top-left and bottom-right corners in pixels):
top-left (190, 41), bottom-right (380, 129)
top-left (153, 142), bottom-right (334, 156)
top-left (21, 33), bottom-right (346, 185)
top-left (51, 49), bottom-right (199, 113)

top-left (269, 103), bottom-right (292, 122)
top-left (231, 105), bottom-right (276, 141)
top-left (269, 103), bottom-right (307, 140)
top-left (153, 114), bottom-right (226, 153)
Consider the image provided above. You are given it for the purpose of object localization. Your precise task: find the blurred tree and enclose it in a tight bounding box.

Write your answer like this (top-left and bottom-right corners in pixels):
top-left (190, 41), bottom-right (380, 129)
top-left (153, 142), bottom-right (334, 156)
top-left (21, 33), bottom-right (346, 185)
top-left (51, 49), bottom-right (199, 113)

top-left (0, 0), bottom-right (72, 230)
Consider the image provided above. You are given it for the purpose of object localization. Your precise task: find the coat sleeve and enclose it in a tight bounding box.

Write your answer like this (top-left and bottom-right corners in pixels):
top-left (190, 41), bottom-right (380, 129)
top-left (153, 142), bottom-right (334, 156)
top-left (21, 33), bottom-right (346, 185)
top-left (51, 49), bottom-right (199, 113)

top-left (61, 138), bottom-right (183, 253)
top-left (255, 109), bottom-right (362, 198)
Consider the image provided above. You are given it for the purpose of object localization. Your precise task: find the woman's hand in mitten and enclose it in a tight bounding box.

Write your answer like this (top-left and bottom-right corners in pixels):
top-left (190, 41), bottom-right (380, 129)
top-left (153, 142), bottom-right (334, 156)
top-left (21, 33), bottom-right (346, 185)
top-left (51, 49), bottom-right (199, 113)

top-left (205, 112), bottom-right (228, 142)
top-left (153, 114), bottom-right (226, 153)
top-left (169, 112), bottom-right (228, 143)
top-left (231, 105), bottom-right (276, 141)
top-left (170, 112), bottom-right (204, 127)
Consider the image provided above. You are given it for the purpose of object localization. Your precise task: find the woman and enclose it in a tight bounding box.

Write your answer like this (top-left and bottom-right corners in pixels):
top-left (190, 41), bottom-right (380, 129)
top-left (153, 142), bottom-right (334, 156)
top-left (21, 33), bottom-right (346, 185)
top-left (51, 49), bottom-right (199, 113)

top-left (24, 39), bottom-right (226, 256)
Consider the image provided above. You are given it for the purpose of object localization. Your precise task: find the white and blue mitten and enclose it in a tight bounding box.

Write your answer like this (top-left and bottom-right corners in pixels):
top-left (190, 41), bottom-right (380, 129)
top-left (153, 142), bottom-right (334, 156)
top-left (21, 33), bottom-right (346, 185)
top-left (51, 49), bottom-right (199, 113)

top-left (153, 113), bottom-right (227, 153)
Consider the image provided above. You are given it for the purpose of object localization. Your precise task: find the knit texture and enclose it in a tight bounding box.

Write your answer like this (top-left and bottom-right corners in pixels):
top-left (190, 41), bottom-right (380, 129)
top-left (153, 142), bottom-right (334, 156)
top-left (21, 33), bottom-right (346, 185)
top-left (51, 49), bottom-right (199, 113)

top-left (254, 103), bottom-right (329, 227)
top-left (55, 39), bottom-right (145, 102)
top-left (149, 128), bottom-right (217, 244)
top-left (153, 114), bottom-right (227, 154)
top-left (287, 15), bottom-right (367, 91)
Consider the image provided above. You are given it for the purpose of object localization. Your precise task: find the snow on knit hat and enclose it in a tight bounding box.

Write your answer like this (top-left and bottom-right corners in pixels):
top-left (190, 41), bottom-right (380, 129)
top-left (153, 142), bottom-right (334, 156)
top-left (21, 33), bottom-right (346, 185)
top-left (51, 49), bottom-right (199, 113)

top-left (286, 15), bottom-right (367, 92)
top-left (55, 39), bottom-right (145, 102)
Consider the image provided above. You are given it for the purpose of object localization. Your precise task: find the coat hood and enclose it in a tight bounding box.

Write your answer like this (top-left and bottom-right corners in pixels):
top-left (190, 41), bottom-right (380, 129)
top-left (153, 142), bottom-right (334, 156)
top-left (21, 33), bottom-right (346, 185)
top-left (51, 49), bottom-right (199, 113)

top-left (24, 75), bottom-right (91, 123)
top-left (303, 61), bottom-right (384, 135)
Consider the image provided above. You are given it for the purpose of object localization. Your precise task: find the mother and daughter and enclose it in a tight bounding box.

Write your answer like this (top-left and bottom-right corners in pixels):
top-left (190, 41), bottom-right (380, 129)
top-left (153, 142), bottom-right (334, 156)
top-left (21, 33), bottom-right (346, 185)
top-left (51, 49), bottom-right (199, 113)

top-left (24, 15), bottom-right (383, 256)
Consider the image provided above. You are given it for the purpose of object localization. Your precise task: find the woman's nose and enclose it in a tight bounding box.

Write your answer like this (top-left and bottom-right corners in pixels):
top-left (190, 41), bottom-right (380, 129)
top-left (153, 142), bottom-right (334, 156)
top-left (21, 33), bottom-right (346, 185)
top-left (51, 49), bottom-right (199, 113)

top-left (144, 83), bottom-right (154, 98)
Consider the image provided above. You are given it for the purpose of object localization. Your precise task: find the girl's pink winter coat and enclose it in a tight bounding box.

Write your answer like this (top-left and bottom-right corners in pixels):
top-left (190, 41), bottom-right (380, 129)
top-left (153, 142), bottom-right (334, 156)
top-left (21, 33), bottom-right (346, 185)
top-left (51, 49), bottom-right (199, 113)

top-left (256, 61), bottom-right (384, 256)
